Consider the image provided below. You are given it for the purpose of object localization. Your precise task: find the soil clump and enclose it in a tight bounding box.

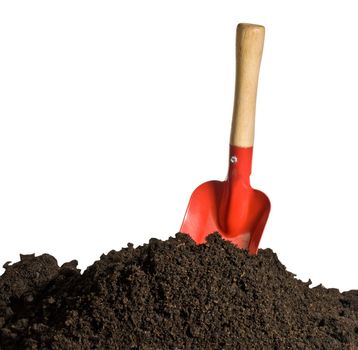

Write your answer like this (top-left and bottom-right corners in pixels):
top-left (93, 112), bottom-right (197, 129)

top-left (1, 233), bottom-right (357, 349)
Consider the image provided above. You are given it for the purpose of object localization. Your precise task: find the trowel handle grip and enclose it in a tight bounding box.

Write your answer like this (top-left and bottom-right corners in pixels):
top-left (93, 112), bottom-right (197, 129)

top-left (230, 23), bottom-right (265, 148)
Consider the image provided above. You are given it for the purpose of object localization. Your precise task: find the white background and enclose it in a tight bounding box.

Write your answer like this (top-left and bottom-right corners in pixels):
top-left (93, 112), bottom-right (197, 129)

top-left (1, 1), bottom-right (357, 291)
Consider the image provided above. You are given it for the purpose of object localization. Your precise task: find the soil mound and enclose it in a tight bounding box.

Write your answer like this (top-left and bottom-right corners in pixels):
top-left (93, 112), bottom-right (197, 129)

top-left (1, 233), bottom-right (357, 349)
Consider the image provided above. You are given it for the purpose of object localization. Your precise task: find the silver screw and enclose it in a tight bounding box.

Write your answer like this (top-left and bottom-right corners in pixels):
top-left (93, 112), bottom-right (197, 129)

top-left (230, 155), bottom-right (238, 164)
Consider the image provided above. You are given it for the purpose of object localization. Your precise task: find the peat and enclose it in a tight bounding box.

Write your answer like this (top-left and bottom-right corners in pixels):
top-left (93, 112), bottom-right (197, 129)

top-left (0, 233), bottom-right (357, 349)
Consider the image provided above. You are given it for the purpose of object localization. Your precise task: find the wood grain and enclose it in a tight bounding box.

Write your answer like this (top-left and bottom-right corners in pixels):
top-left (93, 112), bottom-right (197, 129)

top-left (230, 23), bottom-right (265, 147)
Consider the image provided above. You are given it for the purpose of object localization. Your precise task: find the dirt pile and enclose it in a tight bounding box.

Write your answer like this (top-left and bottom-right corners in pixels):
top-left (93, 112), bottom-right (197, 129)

top-left (1, 233), bottom-right (357, 349)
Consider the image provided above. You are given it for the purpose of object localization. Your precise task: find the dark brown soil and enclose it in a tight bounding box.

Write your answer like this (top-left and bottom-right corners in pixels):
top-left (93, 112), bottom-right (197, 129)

top-left (0, 233), bottom-right (357, 349)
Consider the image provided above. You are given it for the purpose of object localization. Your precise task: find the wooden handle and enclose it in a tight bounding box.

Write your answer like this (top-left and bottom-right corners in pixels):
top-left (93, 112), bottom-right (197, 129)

top-left (230, 23), bottom-right (265, 147)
